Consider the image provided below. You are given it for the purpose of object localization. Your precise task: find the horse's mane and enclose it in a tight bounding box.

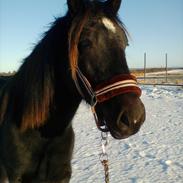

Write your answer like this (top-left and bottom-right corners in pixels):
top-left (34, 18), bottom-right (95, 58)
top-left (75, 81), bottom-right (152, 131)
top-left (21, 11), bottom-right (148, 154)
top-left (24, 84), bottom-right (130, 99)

top-left (0, 16), bottom-right (68, 131)
top-left (0, 10), bottom-right (90, 130)
top-left (0, 47), bottom-right (55, 131)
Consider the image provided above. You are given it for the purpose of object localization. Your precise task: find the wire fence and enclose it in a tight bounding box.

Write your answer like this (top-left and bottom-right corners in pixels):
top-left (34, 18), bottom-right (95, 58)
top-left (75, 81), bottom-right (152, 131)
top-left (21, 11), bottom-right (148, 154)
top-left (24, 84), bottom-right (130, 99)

top-left (132, 53), bottom-right (183, 87)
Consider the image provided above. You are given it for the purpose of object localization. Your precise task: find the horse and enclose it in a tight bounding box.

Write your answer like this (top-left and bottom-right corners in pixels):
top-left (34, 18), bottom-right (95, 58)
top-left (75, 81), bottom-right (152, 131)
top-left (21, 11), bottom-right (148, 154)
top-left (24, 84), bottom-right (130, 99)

top-left (0, 0), bottom-right (146, 182)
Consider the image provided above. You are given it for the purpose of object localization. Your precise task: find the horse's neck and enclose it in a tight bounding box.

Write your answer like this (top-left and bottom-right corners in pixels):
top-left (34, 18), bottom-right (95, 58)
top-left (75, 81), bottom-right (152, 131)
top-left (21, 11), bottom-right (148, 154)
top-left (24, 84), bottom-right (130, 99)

top-left (39, 90), bottom-right (81, 138)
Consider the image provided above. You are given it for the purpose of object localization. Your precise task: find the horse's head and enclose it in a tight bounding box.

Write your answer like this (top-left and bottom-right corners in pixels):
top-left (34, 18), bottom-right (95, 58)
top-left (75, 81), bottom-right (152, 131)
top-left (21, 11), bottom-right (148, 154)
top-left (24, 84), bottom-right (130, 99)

top-left (68, 0), bottom-right (145, 139)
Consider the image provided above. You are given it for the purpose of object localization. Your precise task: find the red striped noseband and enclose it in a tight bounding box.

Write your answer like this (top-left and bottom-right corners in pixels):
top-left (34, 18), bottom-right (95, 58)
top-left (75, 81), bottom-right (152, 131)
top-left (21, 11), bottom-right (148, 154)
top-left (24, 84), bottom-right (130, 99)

top-left (94, 74), bottom-right (141, 103)
top-left (74, 67), bottom-right (141, 105)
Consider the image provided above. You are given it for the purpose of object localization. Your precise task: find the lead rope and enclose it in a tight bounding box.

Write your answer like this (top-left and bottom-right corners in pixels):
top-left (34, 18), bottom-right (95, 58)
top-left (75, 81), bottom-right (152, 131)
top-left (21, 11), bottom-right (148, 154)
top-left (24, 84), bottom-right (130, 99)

top-left (100, 131), bottom-right (110, 183)
top-left (91, 106), bottom-right (110, 183)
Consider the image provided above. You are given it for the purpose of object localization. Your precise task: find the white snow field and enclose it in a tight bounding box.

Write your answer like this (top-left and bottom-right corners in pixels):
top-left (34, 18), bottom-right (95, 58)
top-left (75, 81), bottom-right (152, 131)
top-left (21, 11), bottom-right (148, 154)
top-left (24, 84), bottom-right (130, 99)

top-left (146, 69), bottom-right (183, 76)
top-left (70, 85), bottom-right (183, 183)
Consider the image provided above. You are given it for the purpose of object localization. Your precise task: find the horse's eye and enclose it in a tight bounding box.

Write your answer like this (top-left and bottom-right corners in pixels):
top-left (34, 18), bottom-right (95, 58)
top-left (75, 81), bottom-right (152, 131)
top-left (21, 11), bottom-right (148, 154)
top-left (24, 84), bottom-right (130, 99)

top-left (78, 39), bottom-right (92, 51)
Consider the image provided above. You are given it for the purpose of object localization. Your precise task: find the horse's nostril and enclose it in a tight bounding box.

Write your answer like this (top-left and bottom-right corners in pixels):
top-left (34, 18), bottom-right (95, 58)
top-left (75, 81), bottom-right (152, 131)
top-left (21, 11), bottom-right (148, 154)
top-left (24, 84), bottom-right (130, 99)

top-left (120, 113), bottom-right (130, 127)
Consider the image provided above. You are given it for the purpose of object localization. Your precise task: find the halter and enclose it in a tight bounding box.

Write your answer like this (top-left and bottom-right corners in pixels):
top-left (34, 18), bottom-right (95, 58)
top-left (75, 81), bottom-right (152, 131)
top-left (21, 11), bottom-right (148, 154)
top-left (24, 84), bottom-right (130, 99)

top-left (74, 67), bottom-right (141, 131)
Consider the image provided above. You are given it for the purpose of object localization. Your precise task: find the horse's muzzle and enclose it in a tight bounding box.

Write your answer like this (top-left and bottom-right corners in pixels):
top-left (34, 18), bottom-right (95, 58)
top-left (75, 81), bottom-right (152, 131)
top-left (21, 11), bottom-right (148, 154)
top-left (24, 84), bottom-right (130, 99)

top-left (108, 96), bottom-right (146, 139)
top-left (95, 92), bottom-right (146, 139)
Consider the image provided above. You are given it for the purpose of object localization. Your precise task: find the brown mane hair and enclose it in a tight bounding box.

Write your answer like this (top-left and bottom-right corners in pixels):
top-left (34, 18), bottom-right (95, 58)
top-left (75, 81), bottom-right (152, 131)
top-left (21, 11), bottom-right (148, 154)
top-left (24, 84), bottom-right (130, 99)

top-left (19, 62), bottom-right (54, 131)
top-left (68, 10), bottom-right (90, 80)
top-left (0, 52), bottom-right (54, 131)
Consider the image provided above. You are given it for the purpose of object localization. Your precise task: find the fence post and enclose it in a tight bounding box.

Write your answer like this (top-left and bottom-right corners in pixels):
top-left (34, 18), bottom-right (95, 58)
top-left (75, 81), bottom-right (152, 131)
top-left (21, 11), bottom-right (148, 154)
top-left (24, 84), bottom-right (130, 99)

top-left (144, 52), bottom-right (146, 83)
top-left (165, 53), bottom-right (168, 83)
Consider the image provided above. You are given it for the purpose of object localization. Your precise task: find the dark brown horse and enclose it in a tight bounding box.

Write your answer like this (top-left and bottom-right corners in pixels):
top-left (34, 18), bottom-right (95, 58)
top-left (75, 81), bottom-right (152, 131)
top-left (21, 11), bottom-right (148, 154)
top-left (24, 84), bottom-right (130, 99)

top-left (0, 0), bottom-right (145, 182)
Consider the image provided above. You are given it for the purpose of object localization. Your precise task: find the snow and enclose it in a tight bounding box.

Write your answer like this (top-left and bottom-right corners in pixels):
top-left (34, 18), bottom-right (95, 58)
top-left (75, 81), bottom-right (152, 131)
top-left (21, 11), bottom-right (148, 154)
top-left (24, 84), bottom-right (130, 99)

top-left (146, 69), bottom-right (183, 76)
top-left (70, 85), bottom-right (183, 183)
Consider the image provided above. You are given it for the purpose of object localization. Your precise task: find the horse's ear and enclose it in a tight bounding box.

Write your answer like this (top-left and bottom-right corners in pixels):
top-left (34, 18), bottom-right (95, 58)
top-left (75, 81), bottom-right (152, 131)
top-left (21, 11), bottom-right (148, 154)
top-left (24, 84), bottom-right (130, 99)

top-left (67, 0), bottom-right (86, 15)
top-left (105, 0), bottom-right (122, 15)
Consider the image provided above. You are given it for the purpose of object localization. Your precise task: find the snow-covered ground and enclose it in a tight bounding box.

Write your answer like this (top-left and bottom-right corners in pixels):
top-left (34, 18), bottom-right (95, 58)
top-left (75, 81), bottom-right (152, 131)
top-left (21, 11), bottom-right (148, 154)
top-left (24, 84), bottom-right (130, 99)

top-left (70, 85), bottom-right (183, 183)
top-left (146, 69), bottom-right (183, 76)
top-left (139, 69), bottom-right (183, 84)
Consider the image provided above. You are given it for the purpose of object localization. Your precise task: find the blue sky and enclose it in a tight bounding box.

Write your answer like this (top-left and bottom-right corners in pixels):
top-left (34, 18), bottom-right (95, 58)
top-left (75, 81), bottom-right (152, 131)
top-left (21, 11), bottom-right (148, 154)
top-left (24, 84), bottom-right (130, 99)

top-left (0, 0), bottom-right (183, 72)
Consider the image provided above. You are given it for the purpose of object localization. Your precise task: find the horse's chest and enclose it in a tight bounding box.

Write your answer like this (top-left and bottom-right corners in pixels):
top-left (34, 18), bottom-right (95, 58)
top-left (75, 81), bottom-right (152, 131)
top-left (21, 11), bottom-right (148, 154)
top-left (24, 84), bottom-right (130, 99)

top-left (0, 124), bottom-right (74, 181)
top-left (0, 125), bottom-right (46, 174)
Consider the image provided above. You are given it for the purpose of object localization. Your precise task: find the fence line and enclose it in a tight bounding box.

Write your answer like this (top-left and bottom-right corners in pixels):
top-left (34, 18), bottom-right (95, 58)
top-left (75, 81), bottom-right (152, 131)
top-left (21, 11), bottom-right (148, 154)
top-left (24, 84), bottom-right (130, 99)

top-left (136, 53), bottom-right (183, 86)
top-left (138, 83), bottom-right (183, 87)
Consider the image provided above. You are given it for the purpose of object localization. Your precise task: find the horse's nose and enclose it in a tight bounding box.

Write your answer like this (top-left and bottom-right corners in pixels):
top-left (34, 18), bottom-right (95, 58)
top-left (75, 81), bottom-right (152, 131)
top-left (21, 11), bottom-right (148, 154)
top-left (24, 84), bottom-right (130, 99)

top-left (117, 96), bottom-right (146, 134)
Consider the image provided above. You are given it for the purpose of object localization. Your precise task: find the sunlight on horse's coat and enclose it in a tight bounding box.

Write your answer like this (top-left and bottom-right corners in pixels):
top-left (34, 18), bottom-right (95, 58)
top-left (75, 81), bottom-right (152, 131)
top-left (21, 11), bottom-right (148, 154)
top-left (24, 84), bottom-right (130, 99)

top-left (102, 17), bottom-right (116, 33)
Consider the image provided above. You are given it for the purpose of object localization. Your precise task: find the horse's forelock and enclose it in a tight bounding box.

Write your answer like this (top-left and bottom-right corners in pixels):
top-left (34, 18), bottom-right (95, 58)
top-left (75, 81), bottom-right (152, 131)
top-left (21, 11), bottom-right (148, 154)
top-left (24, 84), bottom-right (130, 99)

top-left (68, 10), bottom-right (90, 80)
